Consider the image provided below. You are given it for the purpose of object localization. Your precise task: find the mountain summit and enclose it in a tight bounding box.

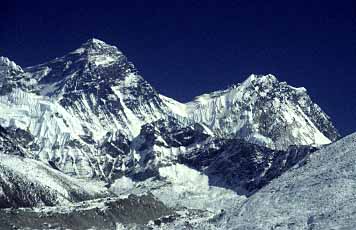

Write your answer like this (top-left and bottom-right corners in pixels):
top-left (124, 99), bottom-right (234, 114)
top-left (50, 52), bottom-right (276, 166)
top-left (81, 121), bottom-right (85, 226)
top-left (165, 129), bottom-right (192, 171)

top-left (70, 38), bottom-right (124, 67)
top-left (76, 38), bottom-right (117, 52)
top-left (0, 56), bottom-right (23, 74)
top-left (80, 38), bottom-right (112, 48)
top-left (0, 39), bottom-right (339, 180)
top-left (0, 38), bottom-right (347, 229)
top-left (177, 73), bottom-right (339, 149)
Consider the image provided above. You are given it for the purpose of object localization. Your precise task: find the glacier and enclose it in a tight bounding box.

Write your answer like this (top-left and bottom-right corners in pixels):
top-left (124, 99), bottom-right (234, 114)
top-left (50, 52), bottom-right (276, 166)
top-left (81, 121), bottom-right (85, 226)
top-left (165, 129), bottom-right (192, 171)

top-left (0, 38), bottom-right (349, 229)
top-left (0, 39), bottom-right (339, 181)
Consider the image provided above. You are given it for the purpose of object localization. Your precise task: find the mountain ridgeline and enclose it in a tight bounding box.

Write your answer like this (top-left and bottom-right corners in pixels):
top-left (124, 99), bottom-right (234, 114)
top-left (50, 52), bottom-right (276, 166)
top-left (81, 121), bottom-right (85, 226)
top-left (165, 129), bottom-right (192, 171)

top-left (0, 39), bottom-right (339, 180)
top-left (0, 38), bottom-right (348, 229)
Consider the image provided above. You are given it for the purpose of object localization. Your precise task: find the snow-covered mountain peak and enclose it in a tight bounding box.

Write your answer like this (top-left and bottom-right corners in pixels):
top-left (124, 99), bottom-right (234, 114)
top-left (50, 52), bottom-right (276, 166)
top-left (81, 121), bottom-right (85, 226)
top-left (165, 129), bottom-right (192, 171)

top-left (238, 73), bottom-right (280, 94)
top-left (20, 39), bottom-right (135, 97)
top-left (73, 38), bottom-right (114, 51)
top-left (0, 56), bottom-right (23, 74)
top-left (0, 56), bottom-right (13, 66)
top-left (187, 74), bottom-right (280, 104)
top-left (0, 56), bottom-right (14, 66)
top-left (84, 38), bottom-right (110, 47)
top-left (0, 40), bottom-right (348, 229)
top-left (0, 57), bottom-right (24, 95)
top-left (181, 73), bottom-right (339, 149)
top-left (0, 40), bottom-right (174, 177)
top-left (243, 73), bottom-right (278, 85)
top-left (71, 38), bottom-right (123, 64)
top-left (0, 41), bottom-right (340, 182)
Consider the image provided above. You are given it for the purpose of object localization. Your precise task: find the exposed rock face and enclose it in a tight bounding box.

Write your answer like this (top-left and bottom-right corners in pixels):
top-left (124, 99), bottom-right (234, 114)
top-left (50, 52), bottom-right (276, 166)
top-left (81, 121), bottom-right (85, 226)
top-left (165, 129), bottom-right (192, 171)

top-left (0, 56), bottom-right (24, 95)
top-left (0, 126), bottom-right (28, 157)
top-left (0, 38), bottom-right (346, 229)
top-left (0, 153), bottom-right (110, 209)
top-left (0, 40), bottom-right (174, 179)
top-left (125, 117), bottom-right (317, 195)
top-left (220, 133), bottom-right (356, 230)
top-left (0, 194), bottom-right (173, 230)
top-left (24, 38), bottom-right (170, 139)
top-left (179, 140), bottom-right (317, 195)
top-left (181, 74), bottom-right (339, 149)
top-left (0, 125), bottom-right (109, 209)
top-left (0, 39), bottom-right (339, 181)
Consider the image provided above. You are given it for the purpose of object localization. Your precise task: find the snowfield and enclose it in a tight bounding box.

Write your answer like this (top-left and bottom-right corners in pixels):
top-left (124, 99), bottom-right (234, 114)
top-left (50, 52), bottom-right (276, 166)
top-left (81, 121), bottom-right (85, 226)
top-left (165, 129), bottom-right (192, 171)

top-left (111, 163), bottom-right (245, 211)
top-left (220, 133), bottom-right (356, 229)
top-left (0, 38), bottom-right (350, 229)
top-left (0, 154), bottom-right (109, 208)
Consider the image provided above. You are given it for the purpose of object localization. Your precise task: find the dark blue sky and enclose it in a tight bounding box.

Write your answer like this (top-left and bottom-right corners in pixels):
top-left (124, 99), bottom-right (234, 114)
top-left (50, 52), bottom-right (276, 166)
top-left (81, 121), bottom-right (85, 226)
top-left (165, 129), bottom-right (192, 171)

top-left (1, 0), bottom-right (356, 135)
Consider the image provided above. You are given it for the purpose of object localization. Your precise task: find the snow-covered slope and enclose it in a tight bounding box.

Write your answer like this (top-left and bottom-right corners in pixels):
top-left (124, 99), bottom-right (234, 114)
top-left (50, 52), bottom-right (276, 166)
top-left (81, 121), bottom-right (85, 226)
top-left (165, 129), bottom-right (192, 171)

top-left (24, 38), bottom-right (171, 139)
top-left (109, 117), bottom-right (319, 223)
top-left (178, 74), bottom-right (339, 150)
top-left (0, 126), bottom-right (109, 208)
top-left (0, 56), bottom-right (24, 95)
top-left (0, 154), bottom-right (109, 208)
top-left (222, 132), bottom-right (356, 229)
top-left (0, 39), bottom-right (339, 182)
top-left (115, 116), bottom-right (316, 194)
top-left (0, 38), bottom-right (347, 229)
top-left (0, 39), bottom-right (175, 179)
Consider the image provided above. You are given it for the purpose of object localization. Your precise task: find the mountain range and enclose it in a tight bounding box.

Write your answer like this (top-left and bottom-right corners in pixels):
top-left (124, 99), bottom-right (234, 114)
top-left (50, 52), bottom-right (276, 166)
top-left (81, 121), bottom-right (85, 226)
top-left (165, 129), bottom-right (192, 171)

top-left (0, 38), bottom-right (353, 230)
